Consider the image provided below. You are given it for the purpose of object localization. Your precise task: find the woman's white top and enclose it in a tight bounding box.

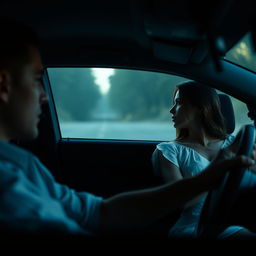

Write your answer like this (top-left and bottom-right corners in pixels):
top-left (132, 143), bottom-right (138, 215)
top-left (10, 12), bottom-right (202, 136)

top-left (154, 134), bottom-right (243, 239)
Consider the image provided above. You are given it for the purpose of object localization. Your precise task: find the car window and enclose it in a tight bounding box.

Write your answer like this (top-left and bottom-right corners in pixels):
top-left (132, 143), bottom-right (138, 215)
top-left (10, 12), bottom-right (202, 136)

top-left (47, 68), bottom-right (252, 141)
top-left (226, 95), bottom-right (253, 134)
top-left (225, 32), bottom-right (256, 73)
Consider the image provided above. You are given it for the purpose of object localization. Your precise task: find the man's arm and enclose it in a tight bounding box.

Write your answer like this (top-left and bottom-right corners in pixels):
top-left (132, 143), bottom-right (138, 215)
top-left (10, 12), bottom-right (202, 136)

top-left (158, 149), bottom-right (207, 209)
top-left (99, 154), bottom-right (255, 234)
top-left (0, 169), bottom-right (88, 235)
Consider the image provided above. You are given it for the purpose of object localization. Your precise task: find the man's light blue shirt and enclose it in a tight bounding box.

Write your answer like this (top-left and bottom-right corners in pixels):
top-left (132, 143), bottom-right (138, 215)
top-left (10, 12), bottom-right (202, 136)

top-left (0, 141), bottom-right (103, 235)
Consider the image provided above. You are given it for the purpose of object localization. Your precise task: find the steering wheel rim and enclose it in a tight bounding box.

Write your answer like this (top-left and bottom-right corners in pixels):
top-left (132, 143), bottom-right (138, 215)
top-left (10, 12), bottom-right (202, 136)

top-left (197, 124), bottom-right (255, 238)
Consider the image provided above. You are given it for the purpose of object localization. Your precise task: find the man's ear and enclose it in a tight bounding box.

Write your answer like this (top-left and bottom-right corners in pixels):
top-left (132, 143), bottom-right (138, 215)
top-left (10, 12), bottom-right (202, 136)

top-left (0, 69), bottom-right (12, 104)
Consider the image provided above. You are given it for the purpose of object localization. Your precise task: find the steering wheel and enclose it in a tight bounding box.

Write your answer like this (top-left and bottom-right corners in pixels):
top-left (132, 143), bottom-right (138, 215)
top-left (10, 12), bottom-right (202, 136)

top-left (197, 124), bottom-right (256, 238)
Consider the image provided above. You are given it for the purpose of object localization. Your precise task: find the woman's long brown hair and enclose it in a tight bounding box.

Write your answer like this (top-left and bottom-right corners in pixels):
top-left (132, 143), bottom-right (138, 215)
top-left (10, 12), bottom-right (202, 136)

top-left (174, 81), bottom-right (227, 141)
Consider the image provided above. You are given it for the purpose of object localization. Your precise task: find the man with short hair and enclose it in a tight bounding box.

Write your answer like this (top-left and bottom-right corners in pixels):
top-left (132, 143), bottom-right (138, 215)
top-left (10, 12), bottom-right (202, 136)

top-left (0, 17), bottom-right (255, 237)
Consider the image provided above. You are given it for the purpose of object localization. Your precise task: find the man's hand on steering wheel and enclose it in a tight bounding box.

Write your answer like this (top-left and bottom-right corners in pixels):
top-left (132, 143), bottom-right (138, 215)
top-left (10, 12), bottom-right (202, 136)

top-left (197, 124), bottom-right (256, 238)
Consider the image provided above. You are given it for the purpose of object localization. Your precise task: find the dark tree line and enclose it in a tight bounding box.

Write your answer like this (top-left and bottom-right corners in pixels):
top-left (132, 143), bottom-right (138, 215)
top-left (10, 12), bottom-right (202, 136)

top-left (108, 69), bottom-right (187, 121)
top-left (48, 68), bottom-right (101, 121)
top-left (226, 33), bottom-right (256, 71)
top-left (48, 67), bottom-right (187, 122)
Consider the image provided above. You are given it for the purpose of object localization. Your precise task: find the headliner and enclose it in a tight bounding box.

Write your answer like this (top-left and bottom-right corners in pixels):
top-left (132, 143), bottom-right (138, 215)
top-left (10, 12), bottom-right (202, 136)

top-left (1, 0), bottom-right (256, 67)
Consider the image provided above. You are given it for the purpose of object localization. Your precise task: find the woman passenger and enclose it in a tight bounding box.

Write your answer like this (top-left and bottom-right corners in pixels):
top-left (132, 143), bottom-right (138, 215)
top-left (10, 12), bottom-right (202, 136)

top-left (152, 80), bottom-right (256, 239)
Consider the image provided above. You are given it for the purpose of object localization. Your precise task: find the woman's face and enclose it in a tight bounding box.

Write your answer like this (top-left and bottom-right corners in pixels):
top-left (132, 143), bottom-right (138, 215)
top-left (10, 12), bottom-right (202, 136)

top-left (170, 90), bottom-right (200, 129)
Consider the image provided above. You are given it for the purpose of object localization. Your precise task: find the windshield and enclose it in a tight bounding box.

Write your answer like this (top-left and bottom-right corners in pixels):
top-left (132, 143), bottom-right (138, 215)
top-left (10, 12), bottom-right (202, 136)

top-left (225, 32), bottom-right (256, 72)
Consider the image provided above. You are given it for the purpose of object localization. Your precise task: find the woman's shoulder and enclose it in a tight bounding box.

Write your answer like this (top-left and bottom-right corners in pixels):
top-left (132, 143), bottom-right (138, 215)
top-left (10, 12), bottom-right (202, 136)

top-left (156, 141), bottom-right (190, 155)
top-left (157, 141), bottom-right (180, 150)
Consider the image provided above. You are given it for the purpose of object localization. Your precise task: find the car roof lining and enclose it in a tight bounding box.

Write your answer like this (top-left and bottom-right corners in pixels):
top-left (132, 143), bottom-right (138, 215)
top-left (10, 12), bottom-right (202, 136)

top-left (2, 0), bottom-right (256, 104)
top-left (1, 0), bottom-right (256, 66)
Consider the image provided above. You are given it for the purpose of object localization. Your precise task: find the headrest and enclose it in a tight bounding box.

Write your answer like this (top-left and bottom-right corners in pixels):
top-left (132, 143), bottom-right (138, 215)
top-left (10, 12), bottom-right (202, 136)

top-left (218, 94), bottom-right (235, 134)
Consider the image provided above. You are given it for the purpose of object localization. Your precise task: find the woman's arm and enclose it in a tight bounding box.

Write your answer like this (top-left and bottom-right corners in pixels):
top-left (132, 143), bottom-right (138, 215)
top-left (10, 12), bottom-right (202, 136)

top-left (157, 149), bottom-right (183, 184)
top-left (157, 149), bottom-right (206, 209)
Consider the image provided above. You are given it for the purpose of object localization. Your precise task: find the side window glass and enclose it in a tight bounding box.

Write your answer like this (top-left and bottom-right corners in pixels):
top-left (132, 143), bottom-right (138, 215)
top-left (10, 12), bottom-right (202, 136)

top-left (47, 68), bottom-right (252, 141)
top-left (228, 96), bottom-right (253, 134)
top-left (47, 68), bottom-right (187, 141)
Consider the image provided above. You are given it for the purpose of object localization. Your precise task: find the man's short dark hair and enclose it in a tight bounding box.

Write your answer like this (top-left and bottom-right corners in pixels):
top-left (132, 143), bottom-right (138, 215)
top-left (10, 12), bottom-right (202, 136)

top-left (0, 17), bottom-right (39, 77)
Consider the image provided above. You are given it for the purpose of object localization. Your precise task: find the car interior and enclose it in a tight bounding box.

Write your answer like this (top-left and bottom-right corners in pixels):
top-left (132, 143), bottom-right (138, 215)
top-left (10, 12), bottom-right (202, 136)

top-left (1, 0), bottom-right (256, 239)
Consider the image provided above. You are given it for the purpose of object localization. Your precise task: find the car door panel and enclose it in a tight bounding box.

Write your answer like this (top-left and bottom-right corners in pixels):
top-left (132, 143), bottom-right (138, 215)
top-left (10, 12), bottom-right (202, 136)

top-left (57, 140), bottom-right (163, 197)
